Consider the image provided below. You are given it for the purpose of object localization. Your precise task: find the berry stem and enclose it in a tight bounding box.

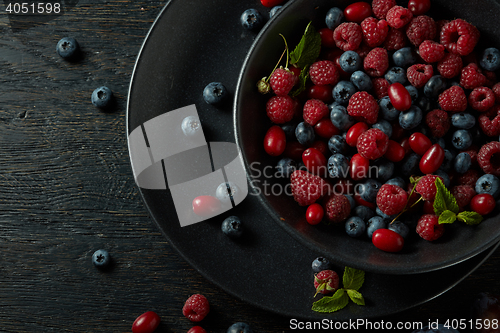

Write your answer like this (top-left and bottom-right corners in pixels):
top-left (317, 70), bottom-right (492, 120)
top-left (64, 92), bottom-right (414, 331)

top-left (390, 185), bottom-right (423, 224)
top-left (265, 34), bottom-right (290, 83)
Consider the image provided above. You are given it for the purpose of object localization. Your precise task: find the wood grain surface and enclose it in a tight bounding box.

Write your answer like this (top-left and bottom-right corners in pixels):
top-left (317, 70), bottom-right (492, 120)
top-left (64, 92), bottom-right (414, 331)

top-left (0, 1), bottom-right (499, 332)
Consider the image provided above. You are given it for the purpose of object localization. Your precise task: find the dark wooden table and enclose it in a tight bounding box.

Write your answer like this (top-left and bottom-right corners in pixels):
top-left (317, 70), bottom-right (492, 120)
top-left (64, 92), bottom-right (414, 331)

top-left (1, 1), bottom-right (499, 332)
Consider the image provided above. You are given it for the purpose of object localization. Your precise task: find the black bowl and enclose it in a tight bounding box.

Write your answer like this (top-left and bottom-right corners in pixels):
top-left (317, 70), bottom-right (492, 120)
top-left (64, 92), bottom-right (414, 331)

top-left (234, 0), bottom-right (500, 274)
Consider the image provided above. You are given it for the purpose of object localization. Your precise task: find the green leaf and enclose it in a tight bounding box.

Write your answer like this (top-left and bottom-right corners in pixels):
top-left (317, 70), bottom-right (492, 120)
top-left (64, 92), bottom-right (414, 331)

top-left (438, 210), bottom-right (457, 224)
top-left (290, 66), bottom-right (310, 97)
top-left (457, 211), bottom-right (484, 225)
top-left (289, 21), bottom-right (322, 69)
top-left (346, 289), bottom-right (365, 306)
top-left (433, 177), bottom-right (459, 215)
top-left (342, 266), bottom-right (365, 291)
top-left (312, 288), bottom-right (349, 313)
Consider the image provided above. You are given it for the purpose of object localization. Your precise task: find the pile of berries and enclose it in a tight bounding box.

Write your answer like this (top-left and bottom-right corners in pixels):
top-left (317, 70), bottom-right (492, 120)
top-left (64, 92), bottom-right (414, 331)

top-left (261, 0), bottom-right (500, 252)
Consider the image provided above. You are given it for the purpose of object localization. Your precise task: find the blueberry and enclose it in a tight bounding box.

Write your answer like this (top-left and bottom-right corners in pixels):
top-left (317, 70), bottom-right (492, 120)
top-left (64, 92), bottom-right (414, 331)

top-left (415, 96), bottom-right (434, 113)
top-left (358, 180), bottom-right (381, 203)
top-left (439, 149), bottom-right (456, 172)
top-left (339, 51), bottom-right (361, 73)
top-left (181, 116), bottom-right (201, 137)
top-left (435, 169), bottom-right (451, 188)
top-left (401, 153), bottom-right (420, 177)
top-left (399, 105), bottom-right (422, 130)
top-left (328, 134), bottom-right (348, 154)
top-left (276, 158), bottom-right (296, 178)
top-left (366, 216), bottom-right (386, 238)
top-left (240, 9), bottom-right (265, 31)
top-left (451, 112), bottom-right (476, 129)
top-left (216, 181), bottom-right (240, 204)
top-left (379, 96), bottom-right (400, 121)
top-left (269, 5), bottom-right (282, 18)
top-left (92, 249), bottom-right (111, 269)
top-left (345, 216), bottom-right (366, 237)
top-left (325, 7), bottom-right (344, 30)
top-left (330, 105), bottom-right (354, 130)
top-left (388, 221), bottom-right (410, 239)
top-left (434, 137), bottom-right (446, 149)
top-left (281, 123), bottom-right (297, 141)
top-left (424, 75), bottom-right (447, 98)
top-left (405, 85), bottom-right (419, 102)
top-left (350, 70), bottom-right (373, 91)
top-left (451, 130), bottom-right (472, 150)
top-left (354, 205), bottom-right (375, 221)
top-left (480, 47), bottom-right (500, 71)
top-left (454, 152), bottom-right (472, 174)
top-left (221, 216), bottom-right (243, 238)
top-left (312, 257), bottom-right (332, 273)
top-left (56, 37), bottom-right (79, 59)
top-left (328, 154), bottom-right (350, 178)
top-left (386, 177), bottom-right (406, 188)
top-left (203, 82), bottom-right (228, 105)
top-left (344, 194), bottom-right (356, 209)
top-left (332, 81), bottom-right (357, 105)
top-left (385, 67), bottom-right (407, 84)
top-left (372, 120), bottom-right (392, 138)
top-left (392, 47), bottom-right (417, 67)
top-left (376, 207), bottom-right (397, 221)
top-left (91, 86), bottom-right (113, 109)
top-left (227, 322), bottom-right (254, 333)
top-left (475, 174), bottom-right (500, 198)
top-left (295, 122), bottom-right (315, 145)
top-left (373, 159), bottom-right (394, 182)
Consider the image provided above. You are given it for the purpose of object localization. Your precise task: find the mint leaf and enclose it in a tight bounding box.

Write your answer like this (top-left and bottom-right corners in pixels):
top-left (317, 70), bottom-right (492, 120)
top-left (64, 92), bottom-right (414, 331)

top-left (434, 177), bottom-right (459, 215)
top-left (289, 22), bottom-right (321, 69)
top-left (347, 289), bottom-right (365, 306)
top-left (290, 66), bottom-right (310, 97)
top-left (312, 288), bottom-right (349, 313)
top-left (438, 210), bottom-right (457, 224)
top-left (457, 211), bottom-right (484, 225)
top-left (343, 266), bottom-right (365, 291)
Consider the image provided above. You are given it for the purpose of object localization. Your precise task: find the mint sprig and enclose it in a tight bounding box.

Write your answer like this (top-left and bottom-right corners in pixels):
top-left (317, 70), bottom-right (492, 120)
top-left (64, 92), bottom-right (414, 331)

top-left (289, 21), bottom-right (322, 70)
top-left (312, 267), bottom-right (365, 313)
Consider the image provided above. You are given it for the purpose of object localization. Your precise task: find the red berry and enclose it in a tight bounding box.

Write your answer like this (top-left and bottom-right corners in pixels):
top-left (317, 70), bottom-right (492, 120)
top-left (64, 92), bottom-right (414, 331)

top-left (132, 311), bottom-right (161, 333)
top-left (386, 6), bottom-right (413, 29)
top-left (384, 140), bottom-right (406, 162)
top-left (451, 185), bottom-right (476, 211)
top-left (350, 153), bottom-right (370, 181)
top-left (460, 63), bottom-right (486, 90)
top-left (182, 294), bottom-right (210, 322)
top-left (311, 140), bottom-right (329, 156)
top-left (416, 214), bottom-right (444, 241)
top-left (407, 63), bottom-right (433, 89)
top-left (419, 40), bottom-right (445, 63)
top-left (266, 95), bottom-right (295, 124)
top-left (438, 86), bottom-right (467, 112)
top-left (409, 132), bottom-right (432, 155)
top-left (361, 17), bottom-right (389, 47)
top-left (263, 125), bottom-right (286, 156)
top-left (309, 60), bottom-right (340, 86)
top-left (192, 196), bottom-right (221, 217)
top-left (363, 47), bottom-right (389, 77)
top-left (344, 2), bottom-right (373, 23)
top-left (419, 143), bottom-right (445, 174)
top-left (354, 193), bottom-right (377, 210)
top-left (408, 0), bottom-right (431, 15)
top-left (306, 203), bottom-right (325, 225)
top-left (302, 148), bottom-right (327, 176)
top-left (384, 27), bottom-right (407, 51)
top-left (314, 118), bottom-right (340, 139)
top-left (376, 184), bottom-right (408, 215)
top-left (303, 99), bottom-right (329, 126)
top-left (415, 174), bottom-right (443, 201)
top-left (425, 109), bottom-right (451, 138)
top-left (440, 19), bottom-right (479, 56)
top-left (187, 327), bottom-right (207, 333)
top-left (479, 105), bottom-right (500, 137)
top-left (372, 229), bottom-right (404, 252)
top-left (308, 85), bottom-right (333, 102)
top-left (469, 86), bottom-right (495, 112)
top-left (477, 141), bottom-right (500, 176)
top-left (372, 0), bottom-right (396, 20)
top-left (406, 16), bottom-right (436, 46)
top-left (269, 68), bottom-right (296, 96)
top-left (470, 193), bottom-right (496, 215)
top-left (314, 270), bottom-right (340, 295)
top-left (319, 28), bottom-right (336, 48)
top-left (346, 122), bottom-right (369, 147)
top-left (388, 82), bottom-right (412, 111)
top-left (347, 91), bottom-right (379, 124)
top-left (423, 200), bottom-right (435, 214)
top-left (333, 22), bottom-right (363, 51)
top-left (356, 128), bottom-right (389, 160)
top-left (324, 194), bottom-right (351, 223)
top-left (290, 170), bottom-right (330, 206)
top-left (260, 0), bottom-right (284, 7)
top-left (400, 137), bottom-right (411, 153)
top-left (437, 53), bottom-right (463, 79)
top-left (284, 141), bottom-right (305, 160)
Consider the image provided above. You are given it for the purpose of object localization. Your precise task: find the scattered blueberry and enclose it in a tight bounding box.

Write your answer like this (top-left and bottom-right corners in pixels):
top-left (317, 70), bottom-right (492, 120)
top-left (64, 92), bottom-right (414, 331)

top-left (325, 7), bottom-right (344, 30)
top-left (399, 105), bottom-right (423, 130)
top-left (424, 75), bottom-right (447, 98)
top-left (339, 51), bottom-right (361, 73)
top-left (386, 177), bottom-right (406, 189)
top-left (358, 180), bottom-right (381, 203)
top-left (405, 85), bottom-right (419, 102)
top-left (91, 86), bottom-right (113, 109)
top-left (332, 81), bottom-right (357, 105)
top-left (350, 70), bottom-right (373, 91)
top-left (203, 82), bottom-right (228, 105)
top-left (434, 137), bottom-right (446, 149)
top-left (376, 207), bottom-right (397, 221)
top-left (216, 181), bottom-right (240, 204)
top-left (312, 257), bottom-right (332, 273)
top-left (354, 205), bottom-right (375, 221)
top-left (416, 96), bottom-right (433, 113)
top-left (451, 130), bottom-right (472, 150)
top-left (276, 158), bottom-right (296, 178)
top-left (181, 116), bottom-right (201, 137)
top-left (401, 153), bottom-right (420, 176)
top-left (451, 112), bottom-right (476, 129)
top-left (366, 216), bottom-right (386, 238)
top-left (392, 47), bottom-right (417, 67)
top-left (328, 154), bottom-right (350, 178)
top-left (439, 149), bottom-right (456, 172)
top-left (373, 159), bottom-right (394, 182)
top-left (454, 152), bottom-right (472, 174)
top-left (221, 216), bottom-right (243, 238)
top-left (345, 216), bottom-right (366, 237)
top-left (379, 96), bottom-right (400, 121)
top-left (388, 221), bottom-right (410, 239)
top-left (330, 104), bottom-right (354, 131)
top-left (328, 134), bottom-right (348, 154)
top-left (344, 194), bottom-right (356, 209)
top-left (479, 47), bottom-right (500, 71)
top-left (385, 67), bottom-right (407, 84)
top-left (269, 5), bottom-right (282, 18)
top-left (228, 322), bottom-right (254, 333)
top-left (56, 37), bottom-right (80, 59)
top-left (240, 9), bottom-right (265, 31)
top-left (372, 120), bottom-right (392, 138)
top-left (435, 169), bottom-right (451, 188)
top-left (475, 174), bottom-right (500, 198)
top-left (92, 249), bottom-right (111, 269)
top-left (295, 122), bottom-right (315, 145)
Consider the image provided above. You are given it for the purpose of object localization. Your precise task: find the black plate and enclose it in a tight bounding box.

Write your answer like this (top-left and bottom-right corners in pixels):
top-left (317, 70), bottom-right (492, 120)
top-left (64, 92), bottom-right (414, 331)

top-left (127, 0), bottom-right (500, 320)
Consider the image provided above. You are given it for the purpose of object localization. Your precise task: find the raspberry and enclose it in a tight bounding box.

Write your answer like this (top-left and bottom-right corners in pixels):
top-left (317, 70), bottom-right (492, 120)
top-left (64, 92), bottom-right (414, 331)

top-left (269, 68), bottom-right (296, 96)
top-left (376, 184), bottom-right (408, 215)
top-left (478, 141), bottom-right (500, 176)
top-left (438, 86), bottom-right (467, 112)
top-left (347, 91), bottom-right (379, 124)
top-left (416, 214), bottom-right (445, 241)
top-left (419, 40), bottom-right (445, 63)
top-left (457, 169), bottom-right (480, 187)
top-left (361, 17), bottom-right (389, 47)
top-left (383, 27), bottom-right (407, 51)
top-left (435, 19), bottom-right (450, 36)
top-left (356, 128), bottom-right (389, 160)
top-left (437, 53), bottom-right (463, 79)
top-left (406, 15), bottom-right (437, 46)
top-left (469, 86), bottom-right (495, 112)
top-left (333, 22), bottom-right (363, 51)
top-left (303, 99), bottom-right (329, 126)
top-left (425, 109), bottom-right (450, 138)
top-left (415, 174), bottom-right (443, 201)
top-left (314, 270), bottom-right (339, 295)
top-left (183, 294), bottom-right (210, 322)
top-left (451, 185), bottom-right (476, 210)
top-left (309, 60), bottom-right (339, 86)
top-left (372, 77), bottom-right (390, 98)
top-left (324, 194), bottom-right (351, 223)
top-left (266, 95), bottom-right (295, 124)
top-left (406, 64), bottom-right (433, 88)
top-left (386, 6), bottom-right (413, 29)
top-left (363, 47), bottom-right (389, 77)
top-left (440, 19), bottom-right (479, 56)
top-left (355, 42), bottom-right (372, 59)
top-left (460, 63), bottom-right (486, 90)
top-left (290, 170), bottom-right (330, 206)
top-left (493, 83), bottom-right (500, 104)
top-left (372, 0), bottom-right (396, 19)
top-left (479, 105), bottom-right (500, 137)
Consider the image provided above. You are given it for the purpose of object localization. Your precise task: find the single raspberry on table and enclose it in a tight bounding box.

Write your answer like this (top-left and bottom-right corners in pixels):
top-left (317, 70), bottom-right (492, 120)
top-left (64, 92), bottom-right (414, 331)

top-left (372, 0), bottom-right (396, 19)
top-left (376, 184), bottom-right (408, 215)
top-left (419, 40), bottom-right (445, 63)
top-left (440, 19), bottom-right (479, 56)
top-left (457, 169), bottom-right (480, 187)
top-left (469, 86), bottom-right (495, 112)
top-left (363, 47), bottom-right (389, 77)
top-left (309, 60), bottom-right (339, 86)
top-left (372, 77), bottom-right (390, 98)
top-left (386, 6), bottom-right (413, 29)
top-left (492, 82), bottom-right (500, 104)
top-left (416, 214), bottom-right (445, 241)
top-left (383, 27), bottom-right (407, 51)
top-left (460, 63), bottom-right (487, 90)
top-left (479, 105), bottom-right (500, 137)
top-left (183, 294), bottom-right (210, 322)
top-left (407, 64), bottom-right (433, 88)
top-left (451, 185), bottom-right (476, 211)
top-left (269, 68), bottom-right (296, 96)
top-left (347, 91), bottom-right (379, 124)
top-left (333, 22), bottom-right (363, 51)
top-left (438, 86), bottom-right (467, 112)
top-left (290, 170), bottom-right (330, 206)
top-left (437, 53), bottom-right (463, 79)
top-left (266, 95), bottom-right (296, 124)
top-left (406, 15), bottom-right (436, 46)
top-left (425, 109), bottom-right (450, 138)
top-left (314, 270), bottom-right (339, 295)
top-left (303, 99), bottom-right (329, 126)
top-left (324, 194), bottom-right (351, 223)
top-left (478, 141), bottom-right (500, 176)
top-left (356, 128), bottom-right (389, 160)
top-left (361, 17), bottom-right (389, 47)
top-left (415, 175), bottom-right (443, 201)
